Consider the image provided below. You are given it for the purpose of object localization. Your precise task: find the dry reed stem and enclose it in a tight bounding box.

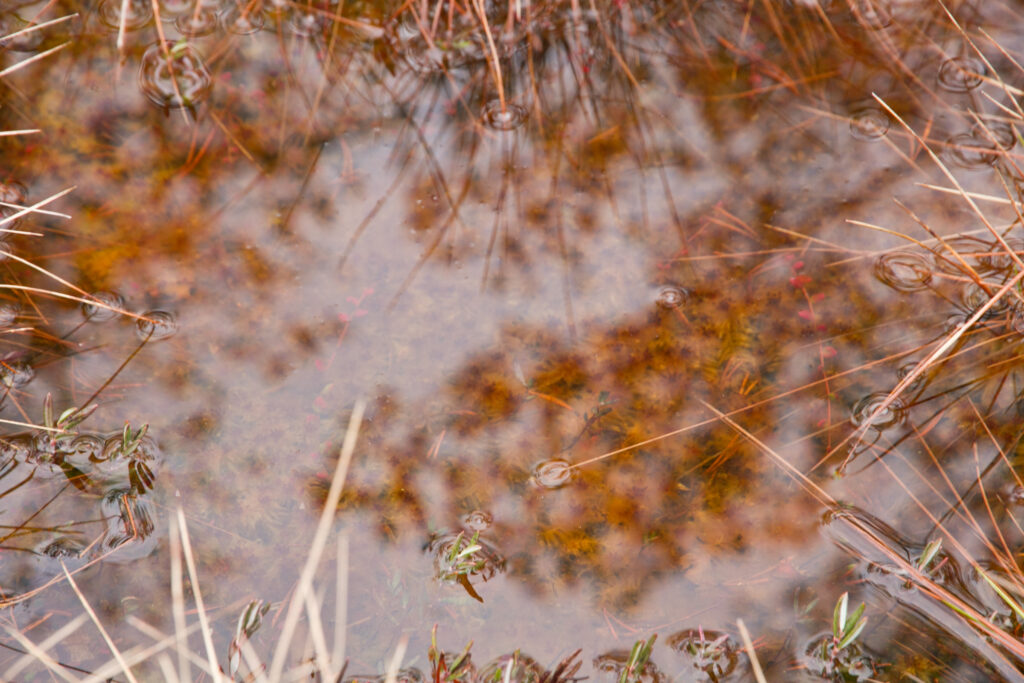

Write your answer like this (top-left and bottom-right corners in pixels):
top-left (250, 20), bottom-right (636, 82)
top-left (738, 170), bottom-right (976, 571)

top-left (701, 401), bottom-right (1024, 676)
top-left (383, 635), bottom-right (409, 683)
top-left (1, 614), bottom-right (87, 681)
top-left (0, 129), bottom-right (41, 137)
top-left (0, 201), bottom-right (70, 219)
top-left (468, 0), bottom-right (506, 111)
top-left (84, 619), bottom-right (201, 683)
top-left (0, 13), bottom-right (77, 44)
top-left (147, 0), bottom-right (192, 126)
top-left (267, 400), bottom-right (365, 681)
top-left (735, 619), bottom-right (767, 683)
top-left (0, 285), bottom-right (152, 323)
top-left (917, 183), bottom-right (1019, 206)
top-left (175, 508), bottom-right (223, 682)
top-left (0, 42), bottom-right (70, 79)
top-left (303, 589), bottom-right (332, 681)
top-left (1, 624), bottom-right (80, 682)
top-left (0, 186), bottom-right (75, 229)
top-left (61, 562), bottom-right (140, 683)
top-left (129, 617), bottom-right (219, 678)
top-left (116, 0), bottom-right (130, 59)
top-left (826, 96), bottom-right (1024, 469)
top-left (333, 534), bottom-right (348, 671)
top-left (168, 518), bottom-right (189, 682)
top-left (0, 250), bottom-right (92, 299)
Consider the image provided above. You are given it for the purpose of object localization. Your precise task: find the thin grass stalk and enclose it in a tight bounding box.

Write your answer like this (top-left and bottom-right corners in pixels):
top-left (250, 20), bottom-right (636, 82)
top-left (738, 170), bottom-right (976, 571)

top-left (469, 0), bottom-right (505, 111)
top-left (303, 587), bottom-right (333, 680)
top-left (98, 617), bottom-right (200, 683)
top-left (383, 635), bottom-right (409, 683)
top-left (267, 400), bottom-right (365, 681)
top-left (0, 186), bottom-right (75, 229)
top-left (834, 266), bottom-right (1024, 471)
top-left (87, 619), bottom-right (201, 681)
top-left (0, 201), bottom-right (70, 219)
top-left (0, 13), bottom-right (77, 44)
top-left (129, 617), bottom-right (220, 678)
top-left (1, 625), bottom-right (80, 683)
top-left (0, 129), bottom-right (41, 137)
top-left (175, 508), bottom-right (223, 681)
top-left (156, 653), bottom-right (180, 683)
top-left (0, 42), bottom-right (70, 79)
top-left (333, 534), bottom-right (348, 669)
top-left (147, 0), bottom-right (192, 126)
top-left (2, 614), bottom-right (88, 681)
top-left (60, 562), bottom-right (140, 683)
top-left (0, 286), bottom-right (151, 322)
top-left (917, 183), bottom-right (1018, 206)
top-left (116, 0), bottom-right (130, 57)
top-left (239, 635), bottom-right (269, 683)
top-left (735, 619), bottom-right (767, 683)
top-left (703, 401), bottom-right (1024, 673)
top-left (0, 250), bottom-right (93, 299)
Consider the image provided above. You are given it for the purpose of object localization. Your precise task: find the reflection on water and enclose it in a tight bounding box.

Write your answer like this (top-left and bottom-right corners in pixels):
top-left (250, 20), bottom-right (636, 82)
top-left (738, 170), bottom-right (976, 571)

top-left (6, 0), bottom-right (1024, 678)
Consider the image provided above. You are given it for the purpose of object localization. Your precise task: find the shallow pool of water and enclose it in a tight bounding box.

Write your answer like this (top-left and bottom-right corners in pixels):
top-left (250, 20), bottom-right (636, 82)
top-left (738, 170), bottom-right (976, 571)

top-left (4, 0), bottom-right (1024, 680)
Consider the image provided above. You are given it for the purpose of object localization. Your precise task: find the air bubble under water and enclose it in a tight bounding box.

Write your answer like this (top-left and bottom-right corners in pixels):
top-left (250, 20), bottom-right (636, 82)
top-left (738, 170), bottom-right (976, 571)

top-left (532, 458), bottom-right (573, 489)
top-left (850, 392), bottom-right (906, 431)
top-left (482, 100), bottom-right (528, 131)
top-left (0, 303), bottom-right (19, 327)
top-left (849, 106), bottom-right (889, 140)
top-left (464, 510), bottom-right (493, 531)
top-left (946, 132), bottom-right (1000, 169)
top-left (220, 4), bottom-right (265, 34)
top-left (136, 310), bottom-right (179, 340)
top-left (937, 56), bottom-right (986, 93)
top-left (874, 251), bottom-right (932, 292)
top-left (174, 9), bottom-right (218, 36)
top-left (656, 285), bottom-right (689, 309)
top-left (0, 180), bottom-right (27, 227)
top-left (82, 291), bottom-right (125, 322)
top-left (138, 42), bottom-right (213, 109)
top-left (98, 0), bottom-right (153, 31)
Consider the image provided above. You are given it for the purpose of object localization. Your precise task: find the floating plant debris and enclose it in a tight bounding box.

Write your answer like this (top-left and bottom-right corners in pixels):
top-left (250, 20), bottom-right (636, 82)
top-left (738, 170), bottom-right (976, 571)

top-left (593, 649), bottom-right (666, 683)
top-left (476, 654), bottom-right (544, 683)
top-left (666, 629), bottom-right (741, 681)
top-left (429, 529), bottom-right (505, 586)
top-left (0, 359), bottom-right (34, 390)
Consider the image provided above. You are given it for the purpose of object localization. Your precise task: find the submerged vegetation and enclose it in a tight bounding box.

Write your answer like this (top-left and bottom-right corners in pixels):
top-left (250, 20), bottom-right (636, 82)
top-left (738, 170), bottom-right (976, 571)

top-left (8, 0), bottom-right (1024, 680)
